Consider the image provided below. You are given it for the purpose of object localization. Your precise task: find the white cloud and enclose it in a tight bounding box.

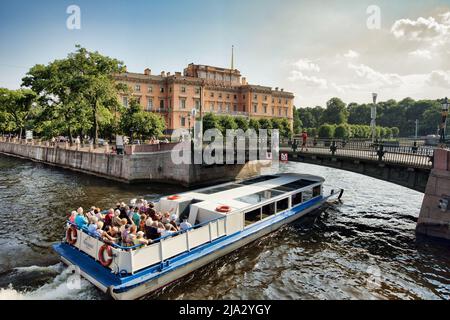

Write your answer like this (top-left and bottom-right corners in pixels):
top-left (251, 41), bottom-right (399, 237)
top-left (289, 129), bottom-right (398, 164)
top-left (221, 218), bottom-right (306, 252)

top-left (292, 58), bottom-right (320, 72)
top-left (391, 14), bottom-right (450, 41)
top-left (408, 49), bottom-right (432, 59)
top-left (343, 50), bottom-right (360, 59)
top-left (426, 70), bottom-right (450, 87)
top-left (288, 70), bottom-right (328, 88)
top-left (348, 63), bottom-right (403, 87)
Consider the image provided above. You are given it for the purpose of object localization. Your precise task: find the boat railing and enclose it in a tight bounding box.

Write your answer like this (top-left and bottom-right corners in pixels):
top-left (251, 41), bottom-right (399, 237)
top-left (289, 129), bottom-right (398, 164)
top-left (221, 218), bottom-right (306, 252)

top-left (65, 213), bottom-right (236, 274)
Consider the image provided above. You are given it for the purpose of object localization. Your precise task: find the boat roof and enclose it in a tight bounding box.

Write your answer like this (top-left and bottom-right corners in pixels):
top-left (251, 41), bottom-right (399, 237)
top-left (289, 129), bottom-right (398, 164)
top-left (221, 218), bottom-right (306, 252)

top-left (176, 173), bottom-right (324, 212)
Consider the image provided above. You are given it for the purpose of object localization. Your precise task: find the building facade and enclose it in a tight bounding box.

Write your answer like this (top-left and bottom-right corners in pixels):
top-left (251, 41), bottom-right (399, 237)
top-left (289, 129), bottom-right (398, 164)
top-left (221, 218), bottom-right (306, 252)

top-left (114, 63), bottom-right (294, 133)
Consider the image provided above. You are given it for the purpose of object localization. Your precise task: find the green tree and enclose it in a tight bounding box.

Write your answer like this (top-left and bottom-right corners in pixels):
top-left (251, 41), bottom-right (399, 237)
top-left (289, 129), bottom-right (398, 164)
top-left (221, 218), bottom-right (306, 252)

top-left (120, 99), bottom-right (165, 139)
top-left (202, 113), bottom-right (222, 133)
top-left (248, 119), bottom-right (260, 132)
top-left (0, 88), bottom-right (37, 138)
top-left (22, 45), bottom-right (126, 144)
top-left (218, 115), bottom-right (237, 135)
top-left (234, 116), bottom-right (249, 132)
top-left (321, 98), bottom-right (348, 125)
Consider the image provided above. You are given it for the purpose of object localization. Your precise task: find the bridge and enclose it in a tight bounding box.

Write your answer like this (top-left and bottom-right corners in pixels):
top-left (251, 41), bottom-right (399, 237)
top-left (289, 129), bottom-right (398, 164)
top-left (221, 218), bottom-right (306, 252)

top-left (281, 139), bottom-right (433, 193)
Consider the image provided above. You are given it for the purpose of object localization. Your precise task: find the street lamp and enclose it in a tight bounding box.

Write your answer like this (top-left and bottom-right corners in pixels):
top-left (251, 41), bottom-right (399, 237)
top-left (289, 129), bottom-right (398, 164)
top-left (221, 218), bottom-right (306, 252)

top-left (371, 93), bottom-right (378, 143)
top-left (439, 97), bottom-right (449, 143)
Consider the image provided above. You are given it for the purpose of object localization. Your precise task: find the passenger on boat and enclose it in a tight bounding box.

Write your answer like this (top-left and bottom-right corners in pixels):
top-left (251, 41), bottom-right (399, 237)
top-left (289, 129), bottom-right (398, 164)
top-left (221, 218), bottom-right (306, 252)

top-left (88, 221), bottom-right (104, 238)
top-left (180, 219), bottom-right (192, 231)
top-left (103, 226), bottom-right (119, 243)
top-left (170, 214), bottom-right (179, 231)
top-left (69, 211), bottom-right (77, 223)
top-left (134, 231), bottom-right (150, 245)
top-left (144, 218), bottom-right (161, 240)
top-left (87, 217), bottom-right (99, 234)
top-left (94, 208), bottom-right (104, 221)
top-left (112, 210), bottom-right (122, 228)
top-left (139, 214), bottom-right (147, 232)
top-left (75, 212), bottom-right (88, 229)
top-left (132, 208), bottom-right (141, 227)
top-left (104, 209), bottom-right (115, 227)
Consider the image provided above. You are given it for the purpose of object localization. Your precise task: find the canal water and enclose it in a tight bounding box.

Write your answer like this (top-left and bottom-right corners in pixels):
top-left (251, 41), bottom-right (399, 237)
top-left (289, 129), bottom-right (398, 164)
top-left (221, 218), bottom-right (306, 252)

top-left (0, 154), bottom-right (449, 300)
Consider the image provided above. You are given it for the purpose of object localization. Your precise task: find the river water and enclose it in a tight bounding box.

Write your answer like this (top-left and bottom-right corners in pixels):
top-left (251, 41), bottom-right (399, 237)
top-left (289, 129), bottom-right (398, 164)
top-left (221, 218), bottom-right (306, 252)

top-left (0, 154), bottom-right (449, 300)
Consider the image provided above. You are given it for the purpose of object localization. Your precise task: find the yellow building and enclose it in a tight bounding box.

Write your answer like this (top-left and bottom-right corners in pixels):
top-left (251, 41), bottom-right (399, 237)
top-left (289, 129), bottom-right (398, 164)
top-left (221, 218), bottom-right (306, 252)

top-left (114, 63), bottom-right (294, 133)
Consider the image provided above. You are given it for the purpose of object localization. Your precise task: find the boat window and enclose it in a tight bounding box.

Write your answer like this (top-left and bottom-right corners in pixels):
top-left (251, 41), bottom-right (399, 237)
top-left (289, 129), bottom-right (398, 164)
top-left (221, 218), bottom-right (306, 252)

top-left (262, 202), bottom-right (275, 219)
top-left (197, 183), bottom-right (243, 194)
top-left (239, 175), bottom-right (278, 185)
top-left (292, 192), bottom-right (302, 206)
top-left (235, 189), bottom-right (284, 205)
top-left (313, 186), bottom-right (321, 197)
top-left (276, 198), bottom-right (289, 213)
top-left (245, 208), bottom-right (262, 226)
top-left (279, 179), bottom-right (317, 190)
top-left (303, 189), bottom-right (313, 202)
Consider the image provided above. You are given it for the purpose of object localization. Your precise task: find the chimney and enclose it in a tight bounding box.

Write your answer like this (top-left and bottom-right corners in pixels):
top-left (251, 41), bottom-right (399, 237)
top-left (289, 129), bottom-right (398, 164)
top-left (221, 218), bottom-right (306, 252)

top-left (275, 87), bottom-right (279, 91)
top-left (167, 72), bottom-right (171, 76)
top-left (161, 71), bottom-right (166, 77)
top-left (144, 68), bottom-right (151, 75)
top-left (281, 88), bottom-right (284, 92)
top-left (241, 77), bottom-right (247, 85)
top-left (175, 72), bottom-right (181, 76)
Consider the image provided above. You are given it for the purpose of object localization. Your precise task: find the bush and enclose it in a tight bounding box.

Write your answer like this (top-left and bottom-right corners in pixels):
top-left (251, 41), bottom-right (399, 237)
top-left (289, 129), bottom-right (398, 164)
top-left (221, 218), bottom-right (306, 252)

top-left (318, 124), bottom-right (335, 138)
top-left (334, 124), bottom-right (350, 139)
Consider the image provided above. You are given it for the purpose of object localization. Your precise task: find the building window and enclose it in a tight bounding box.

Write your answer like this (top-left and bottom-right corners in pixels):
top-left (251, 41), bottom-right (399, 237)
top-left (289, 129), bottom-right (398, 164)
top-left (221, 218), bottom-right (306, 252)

top-left (160, 87), bottom-right (164, 93)
top-left (134, 84), bottom-right (141, 92)
top-left (285, 109), bottom-right (288, 117)
top-left (263, 105), bottom-right (267, 114)
top-left (226, 103), bottom-right (230, 112)
top-left (194, 100), bottom-right (200, 109)
top-left (272, 98), bottom-right (275, 103)
top-left (285, 99), bottom-right (288, 105)
top-left (195, 87), bottom-right (200, 94)
top-left (264, 95), bottom-right (268, 101)
top-left (253, 104), bottom-right (257, 113)
top-left (160, 100), bottom-right (164, 109)
top-left (219, 93), bottom-right (222, 98)
top-left (254, 94), bottom-right (257, 100)
top-left (272, 107), bottom-right (275, 115)
top-left (278, 108), bottom-right (281, 116)
top-left (278, 98), bottom-right (281, 104)
top-left (210, 102), bottom-right (215, 111)
top-left (233, 104), bottom-right (237, 112)
top-left (180, 99), bottom-right (186, 109)
top-left (181, 117), bottom-right (186, 127)
top-left (122, 96), bottom-right (128, 108)
top-left (210, 92), bottom-right (214, 98)
top-left (218, 102), bottom-right (223, 112)
top-left (181, 86), bottom-right (186, 93)
top-left (243, 94), bottom-right (246, 99)
top-left (147, 98), bottom-right (153, 110)
top-left (226, 94), bottom-right (230, 99)
top-left (234, 94), bottom-right (237, 100)
top-left (147, 86), bottom-right (152, 93)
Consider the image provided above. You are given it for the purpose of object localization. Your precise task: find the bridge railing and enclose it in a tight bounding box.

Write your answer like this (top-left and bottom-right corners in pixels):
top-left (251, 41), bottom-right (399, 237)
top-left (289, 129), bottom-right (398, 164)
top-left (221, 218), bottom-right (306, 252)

top-left (284, 138), bottom-right (434, 169)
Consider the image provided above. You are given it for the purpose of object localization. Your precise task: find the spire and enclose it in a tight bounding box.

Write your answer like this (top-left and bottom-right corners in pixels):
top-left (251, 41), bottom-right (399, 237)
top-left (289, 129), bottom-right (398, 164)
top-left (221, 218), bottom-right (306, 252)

top-left (231, 45), bottom-right (234, 70)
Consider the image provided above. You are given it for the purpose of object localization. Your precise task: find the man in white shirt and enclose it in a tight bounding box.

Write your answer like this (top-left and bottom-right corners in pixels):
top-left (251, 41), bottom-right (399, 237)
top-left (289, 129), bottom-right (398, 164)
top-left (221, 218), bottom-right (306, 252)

top-left (179, 219), bottom-right (192, 231)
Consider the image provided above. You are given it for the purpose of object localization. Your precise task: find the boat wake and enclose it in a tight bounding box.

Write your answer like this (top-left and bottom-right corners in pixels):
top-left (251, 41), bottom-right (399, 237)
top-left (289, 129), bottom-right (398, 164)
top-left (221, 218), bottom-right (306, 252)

top-left (0, 263), bottom-right (102, 300)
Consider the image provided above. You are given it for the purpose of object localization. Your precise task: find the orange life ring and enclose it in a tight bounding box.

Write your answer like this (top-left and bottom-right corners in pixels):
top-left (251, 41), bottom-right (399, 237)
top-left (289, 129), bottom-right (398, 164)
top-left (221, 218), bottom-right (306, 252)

top-left (215, 205), bottom-right (231, 213)
top-left (98, 244), bottom-right (113, 267)
top-left (66, 226), bottom-right (78, 245)
top-left (167, 195), bottom-right (180, 200)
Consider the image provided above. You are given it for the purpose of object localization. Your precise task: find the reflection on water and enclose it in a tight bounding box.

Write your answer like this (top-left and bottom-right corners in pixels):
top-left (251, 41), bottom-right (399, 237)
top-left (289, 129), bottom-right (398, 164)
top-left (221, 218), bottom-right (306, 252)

top-left (0, 155), bottom-right (449, 300)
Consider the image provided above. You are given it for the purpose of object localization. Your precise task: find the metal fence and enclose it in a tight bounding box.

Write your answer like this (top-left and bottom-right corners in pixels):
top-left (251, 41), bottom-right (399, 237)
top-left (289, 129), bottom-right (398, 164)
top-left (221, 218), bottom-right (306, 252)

top-left (283, 138), bottom-right (435, 169)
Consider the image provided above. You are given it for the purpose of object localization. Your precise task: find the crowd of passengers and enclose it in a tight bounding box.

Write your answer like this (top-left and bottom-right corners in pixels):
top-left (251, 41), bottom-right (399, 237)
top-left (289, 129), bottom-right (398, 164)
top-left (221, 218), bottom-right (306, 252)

top-left (69, 199), bottom-right (193, 248)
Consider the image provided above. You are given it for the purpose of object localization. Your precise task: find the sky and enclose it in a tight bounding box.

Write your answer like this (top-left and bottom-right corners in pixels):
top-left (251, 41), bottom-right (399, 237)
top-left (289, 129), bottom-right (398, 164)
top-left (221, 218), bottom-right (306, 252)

top-left (1, 0), bottom-right (450, 107)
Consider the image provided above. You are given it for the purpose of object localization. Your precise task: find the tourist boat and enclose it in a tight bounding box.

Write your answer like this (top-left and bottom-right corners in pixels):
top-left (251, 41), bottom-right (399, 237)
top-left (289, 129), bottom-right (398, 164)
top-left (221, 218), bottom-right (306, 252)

top-left (53, 173), bottom-right (344, 300)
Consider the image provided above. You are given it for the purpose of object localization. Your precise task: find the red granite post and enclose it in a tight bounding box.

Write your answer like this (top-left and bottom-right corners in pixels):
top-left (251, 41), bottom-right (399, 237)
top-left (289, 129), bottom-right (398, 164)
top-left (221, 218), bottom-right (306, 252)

top-left (417, 148), bottom-right (450, 240)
